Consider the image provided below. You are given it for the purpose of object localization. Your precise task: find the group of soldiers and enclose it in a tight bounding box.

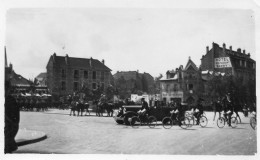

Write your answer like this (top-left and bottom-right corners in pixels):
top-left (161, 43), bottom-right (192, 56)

top-left (14, 95), bottom-right (51, 112)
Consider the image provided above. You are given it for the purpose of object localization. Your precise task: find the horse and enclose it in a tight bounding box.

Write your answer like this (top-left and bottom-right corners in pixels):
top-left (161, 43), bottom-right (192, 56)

top-left (102, 102), bottom-right (114, 117)
top-left (69, 101), bottom-right (78, 116)
top-left (84, 102), bottom-right (91, 116)
top-left (212, 99), bottom-right (222, 122)
top-left (76, 99), bottom-right (85, 116)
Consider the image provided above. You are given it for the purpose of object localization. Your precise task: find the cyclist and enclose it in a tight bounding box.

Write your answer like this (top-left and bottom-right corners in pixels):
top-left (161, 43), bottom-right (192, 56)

top-left (137, 98), bottom-right (149, 120)
top-left (223, 93), bottom-right (234, 127)
top-left (192, 98), bottom-right (204, 125)
top-left (170, 102), bottom-right (185, 126)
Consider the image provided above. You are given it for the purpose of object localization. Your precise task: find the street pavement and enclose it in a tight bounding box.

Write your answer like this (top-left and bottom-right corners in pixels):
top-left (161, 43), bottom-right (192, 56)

top-left (13, 109), bottom-right (257, 155)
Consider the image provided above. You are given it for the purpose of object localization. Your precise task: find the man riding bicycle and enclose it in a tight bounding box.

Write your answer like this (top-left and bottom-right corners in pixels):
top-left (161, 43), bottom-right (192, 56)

top-left (192, 98), bottom-right (204, 125)
top-left (223, 93), bottom-right (234, 127)
top-left (170, 102), bottom-right (185, 126)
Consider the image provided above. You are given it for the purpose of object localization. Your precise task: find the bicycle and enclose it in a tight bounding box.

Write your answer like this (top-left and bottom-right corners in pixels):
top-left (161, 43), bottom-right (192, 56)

top-left (187, 112), bottom-right (208, 128)
top-left (162, 112), bottom-right (190, 129)
top-left (250, 112), bottom-right (256, 130)
top-left (217, 112), bottom-right (238, 128)
top-left (129, 113), bottom-right (157, 128)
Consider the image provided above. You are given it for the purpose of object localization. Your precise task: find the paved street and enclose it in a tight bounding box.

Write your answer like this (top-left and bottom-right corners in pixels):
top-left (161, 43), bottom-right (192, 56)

top-left (14, 109), bottom-right (257, 155)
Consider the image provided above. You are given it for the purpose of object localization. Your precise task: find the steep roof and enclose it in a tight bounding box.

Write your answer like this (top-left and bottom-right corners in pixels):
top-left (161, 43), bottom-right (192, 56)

top-left (184, 57), bottom-right (199, 71)
top-left (53, 55), bottom-right (111, 71)
top-left (10, 71), bottom-right (32, 87)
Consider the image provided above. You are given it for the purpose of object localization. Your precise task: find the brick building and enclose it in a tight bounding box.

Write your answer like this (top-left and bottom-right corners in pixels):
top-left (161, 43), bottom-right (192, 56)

top-left (46, 53), bottom-right (112, 96)
top-left (113, 71), bottom-right (155, 94)
top-left (201, 42), bottom-right (255, 81)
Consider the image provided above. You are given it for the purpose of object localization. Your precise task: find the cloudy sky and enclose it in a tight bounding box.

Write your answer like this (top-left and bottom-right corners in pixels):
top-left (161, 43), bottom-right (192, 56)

top-left (5, 8), bottom-right (255, 79)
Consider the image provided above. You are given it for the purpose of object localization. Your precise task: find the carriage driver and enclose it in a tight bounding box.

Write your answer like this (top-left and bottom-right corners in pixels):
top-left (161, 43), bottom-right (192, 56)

top-left (138, 98), bottom-right (149, 119)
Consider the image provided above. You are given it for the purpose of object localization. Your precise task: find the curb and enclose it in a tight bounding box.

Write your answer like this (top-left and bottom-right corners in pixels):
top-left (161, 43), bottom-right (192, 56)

top-left (15, 130), bottom-right (47, 146)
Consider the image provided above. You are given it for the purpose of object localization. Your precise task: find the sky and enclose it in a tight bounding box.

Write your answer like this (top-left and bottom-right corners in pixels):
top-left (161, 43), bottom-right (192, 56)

top-left (4, 8), bottom-right (256, 80)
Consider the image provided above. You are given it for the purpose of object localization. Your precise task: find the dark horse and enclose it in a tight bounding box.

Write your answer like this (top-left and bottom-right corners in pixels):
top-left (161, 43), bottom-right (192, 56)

top-left (95, 101), bottom-right (114, 117)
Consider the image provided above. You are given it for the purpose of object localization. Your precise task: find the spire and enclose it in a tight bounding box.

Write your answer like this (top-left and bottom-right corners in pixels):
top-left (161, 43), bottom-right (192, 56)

top-left (5, 46), bottom-right (8, 67)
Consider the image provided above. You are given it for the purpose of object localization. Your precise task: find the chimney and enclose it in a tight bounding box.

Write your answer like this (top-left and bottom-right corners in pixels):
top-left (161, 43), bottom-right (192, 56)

top-left (5, 46), bottom-right (8, 67)
top-left (102, 59), bottom-right (105, 64)
top-left (237, 48), bottom-right (241, 53)
top-left (89, 57), bottom-right (93, 67)
top-left (243, 50), bottom-right (246, 54)
top-left (65, 54), bottom-right (69, 65)
top-left (223, 43), bottom-right (226, 51)
top-left (248, 53), bottom-right (251, 57)
top-left (229, 46), bottom-right (232, 51)
top-left (206, 46), bottom-right (209, 53)
top-left (53, 52), bottom-right (56, 62)
top-left (9, 63), bottom-right (13, 71)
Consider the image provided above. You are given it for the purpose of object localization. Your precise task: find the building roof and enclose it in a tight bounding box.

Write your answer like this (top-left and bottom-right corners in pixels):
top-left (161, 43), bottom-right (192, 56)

top-left (36, 72), bottom-right (47, 79)
top-left (184, 57), bottom-right (199, 71)
top-left (10, 70), bottom-right (32, 87)
top-left (51, 54), bottom-right (112, 71)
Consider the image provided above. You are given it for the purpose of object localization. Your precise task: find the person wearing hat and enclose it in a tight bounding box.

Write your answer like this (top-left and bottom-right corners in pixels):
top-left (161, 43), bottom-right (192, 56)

top-left (138, 98), bottom-right (149, 120)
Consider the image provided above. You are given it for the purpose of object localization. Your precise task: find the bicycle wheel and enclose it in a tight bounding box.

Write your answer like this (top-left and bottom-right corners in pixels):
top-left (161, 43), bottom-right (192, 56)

top-left (162, 117), bottom-right (173, 129)
top-left (250, 117), bottom-right (256, 130)
top-left (230, 117), bottom-right (238, 128)
top-left (187, 116), bottom-right (195, 127)
top-left (217, 117), bottom-right (225, 128)
top-left (180, 117), bottom-right (190, 129)
top-left (199, 116), bottom-right (208, 128)
top-left (130, 116), bottom-right (141, 128)
top-left (148, 116), bottom-right (157, 128)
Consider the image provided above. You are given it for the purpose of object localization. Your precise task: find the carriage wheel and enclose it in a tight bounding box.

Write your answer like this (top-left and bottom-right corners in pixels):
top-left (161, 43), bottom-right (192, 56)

top-left (250, 117), bottom-right (256, 130)
top-left (230, 117), bottom-right (238, 128)
top-left (148, 116), bottom-right (157, 128)
top-left (162, 117), bottom-right (173, 129)
top-left (130, 116), bottom-right (141, 128)
top-left (217, 117), bottom-right (225, 128)
top-left (179, 117), bottom-right (190, 129)
top-left (199, 116), bottom-right (208, 128)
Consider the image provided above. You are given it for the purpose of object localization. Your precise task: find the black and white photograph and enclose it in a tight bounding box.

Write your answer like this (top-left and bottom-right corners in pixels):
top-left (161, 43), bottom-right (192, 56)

top-left (1, 0), bottom-right (259, 159)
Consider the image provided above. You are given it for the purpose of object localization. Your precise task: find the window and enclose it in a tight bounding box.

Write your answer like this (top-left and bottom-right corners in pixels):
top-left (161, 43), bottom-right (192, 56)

top-left (61, 69), bottom-right (66, 78)
top-left (188, 84), bottom-right (193, 90)
top-left (61, 81), bottom-right (66, 90)
top-left (84, 70), bottom-right (88, 79)
top-left (101, 71), bottom-right (105, 81)
top-left (74, 70), bottom-right (79, 78)
top-left (92, 71), bottom-right (96, 80)
top-left (92, 83), bottom-right (96, 90)
top-left (74, 82), bottom-right (78, 91)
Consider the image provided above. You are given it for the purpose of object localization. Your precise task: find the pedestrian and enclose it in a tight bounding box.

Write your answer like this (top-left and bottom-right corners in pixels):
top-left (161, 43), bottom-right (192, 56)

top-left (5, 80), bottom-right (20, 153)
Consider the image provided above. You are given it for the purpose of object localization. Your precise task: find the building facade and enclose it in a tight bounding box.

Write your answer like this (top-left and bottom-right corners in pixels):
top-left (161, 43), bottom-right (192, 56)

top-left (160, 42), bottom-right (256, 105)
top-left (46, 53), bottom-right (112, 96)
top-left (160, 57), bottom-right (202, 104)
top-left (201, 42), bottom-right (255, 81)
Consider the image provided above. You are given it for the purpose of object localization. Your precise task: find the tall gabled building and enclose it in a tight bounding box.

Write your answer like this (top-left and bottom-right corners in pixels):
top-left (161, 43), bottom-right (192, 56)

top-left (160, 57), bottom-right (202, 104)
top-left (46, 53), bottom-right (112, 96)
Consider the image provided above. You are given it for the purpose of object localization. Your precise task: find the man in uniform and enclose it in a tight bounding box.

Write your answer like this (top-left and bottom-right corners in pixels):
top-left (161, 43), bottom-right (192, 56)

top-left (5, 80), bottom-right (20, 153)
